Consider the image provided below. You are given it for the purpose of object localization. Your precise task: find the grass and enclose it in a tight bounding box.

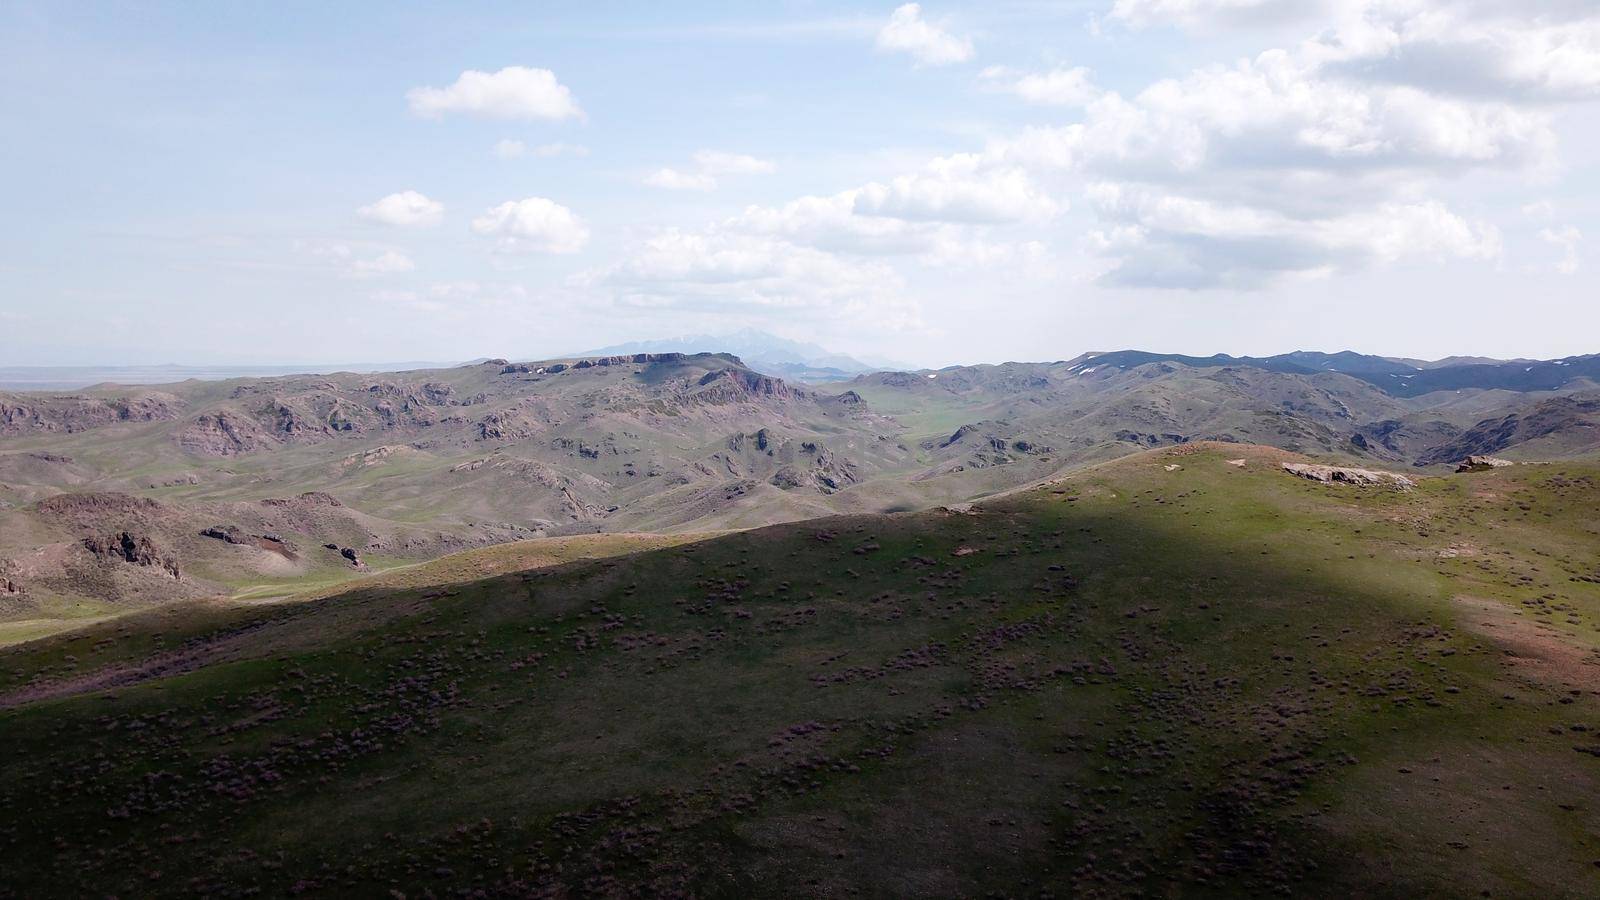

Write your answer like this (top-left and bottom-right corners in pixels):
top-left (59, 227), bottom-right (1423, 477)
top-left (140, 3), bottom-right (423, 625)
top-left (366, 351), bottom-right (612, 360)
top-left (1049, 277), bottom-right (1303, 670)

top-left (0, 444), bottom-right (1597, 896)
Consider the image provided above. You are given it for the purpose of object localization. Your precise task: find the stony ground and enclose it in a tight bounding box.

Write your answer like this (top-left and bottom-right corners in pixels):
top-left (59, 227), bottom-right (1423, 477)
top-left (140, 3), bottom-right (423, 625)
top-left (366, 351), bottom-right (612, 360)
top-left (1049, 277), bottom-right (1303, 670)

top-left (1, 444), bottom-right (1597, 897)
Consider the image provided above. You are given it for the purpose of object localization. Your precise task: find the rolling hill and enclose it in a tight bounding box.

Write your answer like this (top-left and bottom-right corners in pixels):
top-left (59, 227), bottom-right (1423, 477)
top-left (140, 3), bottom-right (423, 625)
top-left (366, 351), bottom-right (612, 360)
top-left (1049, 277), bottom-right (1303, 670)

top-left (2, 445), bottom-right (1598, 896)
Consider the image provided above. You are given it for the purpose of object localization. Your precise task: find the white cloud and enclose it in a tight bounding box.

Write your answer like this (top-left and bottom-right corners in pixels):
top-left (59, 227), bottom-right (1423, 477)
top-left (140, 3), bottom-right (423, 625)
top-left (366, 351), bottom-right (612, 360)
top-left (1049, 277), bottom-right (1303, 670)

top-left (407, 66), bottom-right (582, 121)
top-left (1309, 3), bottom-right (1600, 102)
top-left (982, 65), bottom-right (1099, 106)
top-left (351, 249), bottom-right (416, 277)
top-left (1540, 225), bottom-right (1582, 274)
top-left (876, 4), bottom-right (974, 66)
top-left (1116, 1), bottom-right (1600, 102)
top-left (357, 190), bottom-right (444, 227)
top-left (1522, 199), bottom-right (1556, 219)
top-left (853, 158), bottom-right (1060, 223)
top-left (645, 168), bottom-right (718, 191)
top-left (954, 13), bottom-right (1560, 289)
top-left (470, 197), bottom-right (590, 254)
top-left (644, 150), bottom-right (776, 190)
top-left (1086, 183), bottom-right (1499, 288)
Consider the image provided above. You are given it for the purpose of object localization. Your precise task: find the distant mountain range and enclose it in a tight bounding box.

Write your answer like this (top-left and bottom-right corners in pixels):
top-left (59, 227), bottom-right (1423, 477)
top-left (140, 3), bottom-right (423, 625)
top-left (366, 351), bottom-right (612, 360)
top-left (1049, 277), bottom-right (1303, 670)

top-left (1051, 350), bottom-right (1600, 398)
top-left (572, 329), bottom-right (900, 382)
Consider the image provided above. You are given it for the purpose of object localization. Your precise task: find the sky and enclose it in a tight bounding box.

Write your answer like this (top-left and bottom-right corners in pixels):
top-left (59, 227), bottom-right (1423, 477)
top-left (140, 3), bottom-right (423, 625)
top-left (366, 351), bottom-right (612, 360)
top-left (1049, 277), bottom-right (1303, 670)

top-left (2, 0), bottom-right (1598, 368)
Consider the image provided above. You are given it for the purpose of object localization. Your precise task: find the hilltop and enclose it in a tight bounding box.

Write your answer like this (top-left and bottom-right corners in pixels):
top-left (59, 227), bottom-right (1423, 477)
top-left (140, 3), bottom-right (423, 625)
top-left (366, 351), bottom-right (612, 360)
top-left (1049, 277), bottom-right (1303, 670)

top-left (2, 445), bottom-right (1598, 896)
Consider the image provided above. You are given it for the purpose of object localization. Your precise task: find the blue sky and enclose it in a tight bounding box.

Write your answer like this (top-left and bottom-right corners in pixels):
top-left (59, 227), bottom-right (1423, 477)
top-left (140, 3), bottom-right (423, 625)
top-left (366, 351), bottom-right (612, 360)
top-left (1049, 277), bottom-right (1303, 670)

top-left (3, 0), bottom-right (1597, 367)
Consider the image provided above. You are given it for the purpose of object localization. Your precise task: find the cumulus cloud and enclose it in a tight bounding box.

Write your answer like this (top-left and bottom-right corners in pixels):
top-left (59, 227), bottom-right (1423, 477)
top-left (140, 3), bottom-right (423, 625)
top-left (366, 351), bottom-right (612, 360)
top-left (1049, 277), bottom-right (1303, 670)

top-left (876, 4), bottom-right (974, 66)
top-left (357, 190), bottom-right (444, 227)
top-left (981, 65), bottom-right (1099, 106)
top-left (1308, 2), bottom-right (1600, 102)
top-left (957, 5), bottom-right (1568, 289)
top-left (1086, 184), bottom-right (1500, 288)
top-left (612, 0), bottom-right (1590, 297)
top-left (644, 150), bottom-right (776, 190)
top-left (408, 66), bottom-right (582, 120)
top-left (470, 197), bottom-right (590, 254)
top-left (1539, 225), bottom-right (1582, 274)
top-left (1115, 0), bottom-right (1600, 102)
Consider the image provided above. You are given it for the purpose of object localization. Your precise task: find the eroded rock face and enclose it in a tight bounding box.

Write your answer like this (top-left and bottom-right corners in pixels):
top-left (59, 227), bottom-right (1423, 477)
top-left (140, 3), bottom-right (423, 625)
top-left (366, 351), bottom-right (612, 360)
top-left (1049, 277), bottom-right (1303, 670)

top-left (1456, 455), bottom-right (1515, 472)
top-left (82, 532), bottom-right (180, 578)
top-left (693, 369), bottom-right (811, 404)
top-left (179, 411), bottom-right (271, 456)
top-left (0, 393), bottom-right (183, 435)
top-left (1282, 462), bottom-right (1415, 490)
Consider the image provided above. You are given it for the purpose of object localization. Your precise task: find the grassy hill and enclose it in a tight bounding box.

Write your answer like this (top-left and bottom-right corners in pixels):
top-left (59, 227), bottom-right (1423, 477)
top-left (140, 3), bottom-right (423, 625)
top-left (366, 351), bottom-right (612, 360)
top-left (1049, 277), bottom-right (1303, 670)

top-left (3, 443), bottom-right (1598, 896)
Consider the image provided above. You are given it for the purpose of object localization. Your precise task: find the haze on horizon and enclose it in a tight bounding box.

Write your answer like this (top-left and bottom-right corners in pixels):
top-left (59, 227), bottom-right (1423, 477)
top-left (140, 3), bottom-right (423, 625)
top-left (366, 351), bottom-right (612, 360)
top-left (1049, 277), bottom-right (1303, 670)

top-left (3, 0), bottom-right (1598, 370)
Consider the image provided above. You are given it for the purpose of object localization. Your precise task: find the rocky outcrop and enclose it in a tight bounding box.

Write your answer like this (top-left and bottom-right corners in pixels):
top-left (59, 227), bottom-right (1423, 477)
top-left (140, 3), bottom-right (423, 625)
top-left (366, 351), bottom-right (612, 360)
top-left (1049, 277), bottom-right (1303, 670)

top-left (199, 525), bottom-right (248, 545)
top-left (693, 368), bottom-right (812, 404)
top-left (179, 410), bottom-right (272, 456)
top-left (769, 443), bottom-right (860, 494)
top-left (0, 392), bottom-right (183, 435)
top-left (940, 424), bottom-right (982, 449)
top-left (260, 491), bottom-right (343, 509)
top-left (82, 532), bottom-right (180, 578)
top-left (1282, 463), bottom-right (1415, 490)
top-left (1115, 431), bottom-right (1191, 447)
top-left (1456, 455), bottom-right (1515, 472)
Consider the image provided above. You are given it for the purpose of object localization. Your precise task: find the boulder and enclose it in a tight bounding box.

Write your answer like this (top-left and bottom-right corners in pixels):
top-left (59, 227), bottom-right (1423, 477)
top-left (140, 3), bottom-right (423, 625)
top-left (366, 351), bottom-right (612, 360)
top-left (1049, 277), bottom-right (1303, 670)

top-left (1282, 462), bottom-right (1415, 490)
top-left (1456, 455), bottom-right (1515, 472)
top-left (199, 525), bottom-right (247, 545)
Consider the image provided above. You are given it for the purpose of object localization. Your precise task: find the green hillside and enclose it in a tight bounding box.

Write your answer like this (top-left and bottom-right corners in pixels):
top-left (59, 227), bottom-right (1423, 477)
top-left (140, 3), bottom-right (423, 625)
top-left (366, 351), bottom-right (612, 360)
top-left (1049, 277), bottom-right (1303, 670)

top-left (2, 444), bottom-right (1598, 897)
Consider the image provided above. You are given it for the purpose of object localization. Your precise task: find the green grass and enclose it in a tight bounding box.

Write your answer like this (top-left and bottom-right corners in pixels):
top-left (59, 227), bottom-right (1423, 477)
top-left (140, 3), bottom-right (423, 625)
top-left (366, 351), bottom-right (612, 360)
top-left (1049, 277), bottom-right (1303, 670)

top-left (1, 445), bottom-right (1597, 896)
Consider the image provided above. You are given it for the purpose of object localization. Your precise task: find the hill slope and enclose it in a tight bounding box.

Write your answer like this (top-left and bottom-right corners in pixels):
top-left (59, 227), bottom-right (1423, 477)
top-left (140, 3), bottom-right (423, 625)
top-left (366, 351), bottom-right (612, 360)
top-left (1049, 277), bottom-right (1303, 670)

top-left (3, 445), bottom-right (1598, 896)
